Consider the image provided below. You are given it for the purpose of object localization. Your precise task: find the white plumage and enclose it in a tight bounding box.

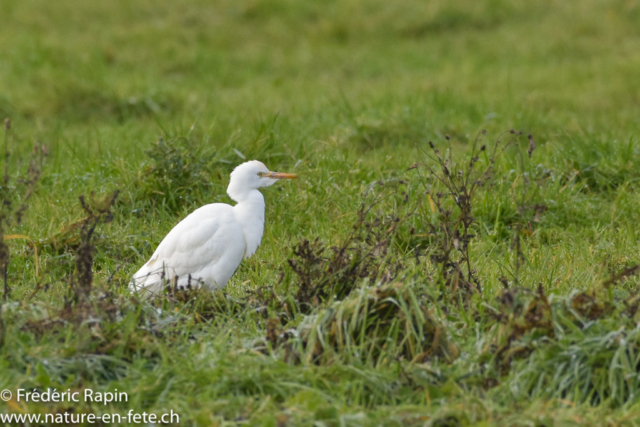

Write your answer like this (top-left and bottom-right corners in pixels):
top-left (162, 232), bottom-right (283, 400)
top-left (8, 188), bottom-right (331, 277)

top-left (130, 160), bottom-right (296, 295)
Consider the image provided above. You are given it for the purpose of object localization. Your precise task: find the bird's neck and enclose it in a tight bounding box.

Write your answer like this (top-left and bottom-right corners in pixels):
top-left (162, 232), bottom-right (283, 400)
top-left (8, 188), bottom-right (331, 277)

top-left (232, 189), bottom-right (265, 258)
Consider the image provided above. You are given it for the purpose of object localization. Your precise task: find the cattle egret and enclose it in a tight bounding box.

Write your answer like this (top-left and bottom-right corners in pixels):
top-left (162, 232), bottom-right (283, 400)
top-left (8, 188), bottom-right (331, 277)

top-left (130, 160), bottom-right (297, 295)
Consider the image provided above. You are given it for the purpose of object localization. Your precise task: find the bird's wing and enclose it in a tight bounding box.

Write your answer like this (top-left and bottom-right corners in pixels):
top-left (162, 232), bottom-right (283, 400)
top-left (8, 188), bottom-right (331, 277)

top-left (131, 204), bottom-right (246, 293)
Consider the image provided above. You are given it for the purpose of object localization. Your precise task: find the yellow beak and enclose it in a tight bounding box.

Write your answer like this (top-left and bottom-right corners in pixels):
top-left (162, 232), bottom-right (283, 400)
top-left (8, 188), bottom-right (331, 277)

top-left (264, 171), bottom-right (297, 179)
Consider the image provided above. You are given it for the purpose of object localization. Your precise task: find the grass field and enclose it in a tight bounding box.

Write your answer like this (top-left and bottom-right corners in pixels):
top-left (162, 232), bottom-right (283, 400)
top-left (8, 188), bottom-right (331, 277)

top-left (1, 0), bottom-right (640, 425)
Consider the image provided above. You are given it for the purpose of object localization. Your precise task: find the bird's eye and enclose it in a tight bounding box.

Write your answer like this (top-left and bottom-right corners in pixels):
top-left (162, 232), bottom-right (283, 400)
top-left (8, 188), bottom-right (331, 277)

top-left (257, 172), bottom-right (266, 177)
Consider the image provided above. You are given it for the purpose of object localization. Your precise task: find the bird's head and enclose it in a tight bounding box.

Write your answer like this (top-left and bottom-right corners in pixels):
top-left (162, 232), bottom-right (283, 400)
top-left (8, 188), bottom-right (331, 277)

top-left (227, 160), bottom-right (297, 201)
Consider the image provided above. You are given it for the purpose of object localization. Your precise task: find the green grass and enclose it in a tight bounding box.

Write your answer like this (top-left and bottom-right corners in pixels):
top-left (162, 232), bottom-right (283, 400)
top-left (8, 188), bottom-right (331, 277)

top-left (1, 0), bottom-right (640, 425)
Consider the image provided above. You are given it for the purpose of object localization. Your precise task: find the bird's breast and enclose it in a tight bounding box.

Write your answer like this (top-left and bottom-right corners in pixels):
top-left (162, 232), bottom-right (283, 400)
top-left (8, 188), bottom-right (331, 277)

top-left (232, 192), bottom-right (266, 258)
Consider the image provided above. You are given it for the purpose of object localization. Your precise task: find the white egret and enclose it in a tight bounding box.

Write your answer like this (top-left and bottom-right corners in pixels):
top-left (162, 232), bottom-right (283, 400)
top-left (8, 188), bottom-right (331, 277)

top-left (130, 160), bottom-right (297, 295)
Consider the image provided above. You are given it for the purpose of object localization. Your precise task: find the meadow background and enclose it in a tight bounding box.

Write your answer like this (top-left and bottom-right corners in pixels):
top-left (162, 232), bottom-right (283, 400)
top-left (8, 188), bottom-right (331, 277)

top-left (1, 0), bottom-right (640, 425)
